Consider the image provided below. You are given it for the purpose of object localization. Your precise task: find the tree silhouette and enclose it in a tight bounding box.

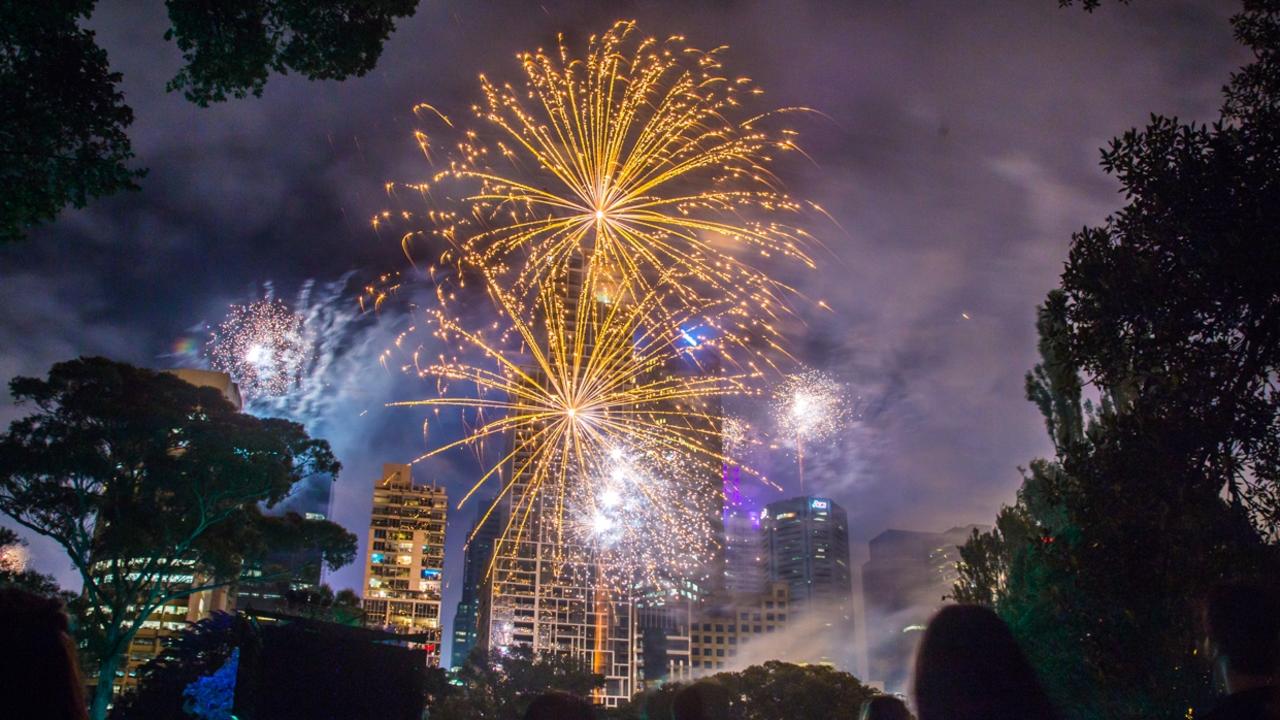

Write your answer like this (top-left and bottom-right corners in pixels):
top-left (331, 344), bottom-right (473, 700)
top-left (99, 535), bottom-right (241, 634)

top-left (955, 3), bottom-right (1280, 717)
top-left (0, 357), bottom-right (357, 719)
top-left (164, 0), bottom-right (419, 106)
top-left (0, 2), bottom-right (143, 244)
top-left (1, 1), bottom-right (419, 241)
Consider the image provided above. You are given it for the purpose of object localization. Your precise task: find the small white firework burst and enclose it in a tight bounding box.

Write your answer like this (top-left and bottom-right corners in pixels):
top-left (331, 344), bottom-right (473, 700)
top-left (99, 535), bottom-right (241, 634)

top-left (207, 298), bottom-right (307, 397)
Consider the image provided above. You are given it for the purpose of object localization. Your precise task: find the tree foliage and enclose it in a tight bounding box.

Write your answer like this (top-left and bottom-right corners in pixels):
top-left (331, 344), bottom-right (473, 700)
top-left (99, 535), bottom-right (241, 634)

top-left (277, 582), bottom-right (365, 625)
top-left (431, 646), bottom-right (604, 720)
top-left (0, 1), bottom-right (143, 243)
top-left (0, 357), bottom-right (357, 719)
top-left (1, 1), bottom-right (418, 241)
top-left (163, 0), bottom-right (419, 106)
top-left (109, 612), bottom-right (243, 720)
top-left (612, 661), bottom-right (880, 720)
top-left (955, 3), bottom-right (1280, 718)
top-left (1057, 0), bottom-right (1129, 10)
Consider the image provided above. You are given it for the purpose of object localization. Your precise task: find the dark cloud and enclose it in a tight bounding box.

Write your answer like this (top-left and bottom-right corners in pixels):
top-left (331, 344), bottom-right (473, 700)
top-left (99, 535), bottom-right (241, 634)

top-left (0, 0), bottom-right (1246, 665)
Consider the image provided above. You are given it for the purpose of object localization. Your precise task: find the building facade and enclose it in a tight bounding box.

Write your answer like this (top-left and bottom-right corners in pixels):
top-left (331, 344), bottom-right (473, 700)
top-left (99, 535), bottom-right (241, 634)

top-left (722, 465), bottom-right (764, 595)
top-left (682, 582), bottom-right (791, 676)
top-left (451, 495), bottom-right (504, 668)
top-left (761, 496), bottom-right (853, 618)
top-left (108, 369), bottom-right (240, 692)
top-left (362, 464), bottom-right (448, 666)
top-left (861, 525), bottom-right (984, 694)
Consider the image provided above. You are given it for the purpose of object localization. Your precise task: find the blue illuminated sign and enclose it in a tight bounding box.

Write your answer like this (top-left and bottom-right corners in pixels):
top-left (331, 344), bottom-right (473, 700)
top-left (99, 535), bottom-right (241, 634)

top-left (810, 499), bottom-right (830, 510)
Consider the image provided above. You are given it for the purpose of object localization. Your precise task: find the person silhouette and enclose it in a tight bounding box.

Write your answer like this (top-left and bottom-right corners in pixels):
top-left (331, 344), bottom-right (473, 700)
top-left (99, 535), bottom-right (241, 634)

top-left (912, 604), bottom-right (1057, 720)
top-left (0, 587), bottom-right (88, 720)
top-left (1199, 582), bottom-right (1280, 720)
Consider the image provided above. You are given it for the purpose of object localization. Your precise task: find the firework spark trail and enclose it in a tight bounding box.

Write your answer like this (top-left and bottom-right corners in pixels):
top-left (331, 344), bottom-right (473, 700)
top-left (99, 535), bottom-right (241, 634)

top-left (385, 20), bottom-right (826, 373)
top-left (567, 444), bottom-right (717, 588)
top-left (721, 414), bottom-right (763, 463)
top-left (387, 263), bottom-right (770, 583)
top-left (773, 368), bottom-right (849, 489)
top-left (379, 20), bottom-right (826, 587)
top-left (207, 298), bottom-right (307, 398)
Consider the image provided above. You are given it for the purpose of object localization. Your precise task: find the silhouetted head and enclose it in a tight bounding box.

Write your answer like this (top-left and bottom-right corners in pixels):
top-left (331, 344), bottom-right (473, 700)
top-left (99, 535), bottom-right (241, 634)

top-left (0, 587), bottom-right (87, 720)
top-left (523, 690), bottom-right (594, 720)
top-left (1202, 582), bottom-right (1280, 680)
top-left (673, 680), bottom-right (732, 720)
top-left (860, 694), bottom-right (913, 720)
top-left (913, 604), bottom-right (1057, 720)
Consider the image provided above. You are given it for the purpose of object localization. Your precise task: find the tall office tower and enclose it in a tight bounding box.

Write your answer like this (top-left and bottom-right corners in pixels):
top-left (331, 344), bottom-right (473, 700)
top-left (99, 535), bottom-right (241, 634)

top-left (451, 495), bottom-right (504, 668)
top-left (761, 496), bottom-right (853, 622)
top-left (480, 377), bottom-right (639, 705)
top-left (97, 369), bottom-right (240, 695)
top-left (362, 464), bottom-right (448, 666)
top-left (722, 465), bottom-right (763, 595)
top-left (478, 256), bottom-right (725, 706)
top-left (479, 255), bottom-right (635, 707)
top-left (861, 525), bottom-right (985, 694)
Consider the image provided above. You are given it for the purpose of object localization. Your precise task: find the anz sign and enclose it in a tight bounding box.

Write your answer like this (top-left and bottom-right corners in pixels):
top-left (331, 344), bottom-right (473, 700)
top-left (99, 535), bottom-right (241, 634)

top-left (810, 498), bottom-right (830, 511)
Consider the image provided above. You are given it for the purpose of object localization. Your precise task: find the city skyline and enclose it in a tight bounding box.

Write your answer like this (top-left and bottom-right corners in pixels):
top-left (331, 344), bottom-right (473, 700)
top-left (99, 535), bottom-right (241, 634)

top-left (0, 0), bottom-right (1251, 692)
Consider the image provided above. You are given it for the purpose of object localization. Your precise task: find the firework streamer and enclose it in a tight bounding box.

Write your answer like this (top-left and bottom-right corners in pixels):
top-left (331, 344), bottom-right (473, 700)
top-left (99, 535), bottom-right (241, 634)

top-left (773, 368), bottom-right (849, 490)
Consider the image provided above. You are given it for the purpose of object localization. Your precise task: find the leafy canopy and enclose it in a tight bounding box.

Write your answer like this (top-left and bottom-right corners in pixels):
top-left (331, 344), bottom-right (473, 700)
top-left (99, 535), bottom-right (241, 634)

top-left (612, 661), bottom-right (880, 720)
top-left (163, 0), bottom-right (419, 106)
top-left (0, 357), bottom-right (356, 719)
top-left (432, 647), bottom-right (604, 720)
top-left (954, 3), bottom-right (1280, 718)
top-left (0, 1), bottom-right (143, 243)
top-left (1, 0), bottom-right (419, 241)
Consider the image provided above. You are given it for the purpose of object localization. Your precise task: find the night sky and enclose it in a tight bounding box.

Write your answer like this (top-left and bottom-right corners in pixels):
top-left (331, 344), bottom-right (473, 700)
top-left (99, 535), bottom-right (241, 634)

top-left (0, 0), bottom-right (1246, 664)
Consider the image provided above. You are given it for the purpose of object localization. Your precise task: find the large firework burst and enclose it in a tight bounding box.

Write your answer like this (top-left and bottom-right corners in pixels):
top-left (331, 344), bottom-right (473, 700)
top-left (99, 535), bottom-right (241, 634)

top-left (389, 267), bottom-right (763, 581)
top-left (388, 20), bottom-right (823, 370)
top-left (567, 444), bottom-right (717, 588)
top-left (207, 298), bottom-right (307, 397)
top-left (380, 21), bottom-right (823, 591)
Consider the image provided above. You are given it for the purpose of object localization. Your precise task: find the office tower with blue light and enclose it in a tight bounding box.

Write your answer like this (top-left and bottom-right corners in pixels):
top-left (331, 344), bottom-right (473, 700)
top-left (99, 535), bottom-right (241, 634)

top-left (451, 496), bottom-right (504, 668)
top-left (761, 496), bottom-right (853, 621)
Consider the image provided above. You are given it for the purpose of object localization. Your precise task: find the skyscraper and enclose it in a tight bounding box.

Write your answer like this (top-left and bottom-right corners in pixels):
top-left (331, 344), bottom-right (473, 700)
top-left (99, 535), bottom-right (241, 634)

top-left (362, 464), bottom-right (448, 666)
top-left (761, 496), bottom-right (853, 621)
top-left (476, 256), bottom-right (725, 706)
top-left (451, 495), bottom-right (504, 668)
top-left (722, 465), bottom-right (764, 595)
top-left (479, 412), bottom-right (639, 705)
top-left (861, 525), bottom-right (984, 694)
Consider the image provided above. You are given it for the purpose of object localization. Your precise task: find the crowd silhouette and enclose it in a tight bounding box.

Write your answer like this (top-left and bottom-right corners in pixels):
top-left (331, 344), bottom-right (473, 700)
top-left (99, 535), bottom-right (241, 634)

top-left (4, 582), bottom-right (1277, 719)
